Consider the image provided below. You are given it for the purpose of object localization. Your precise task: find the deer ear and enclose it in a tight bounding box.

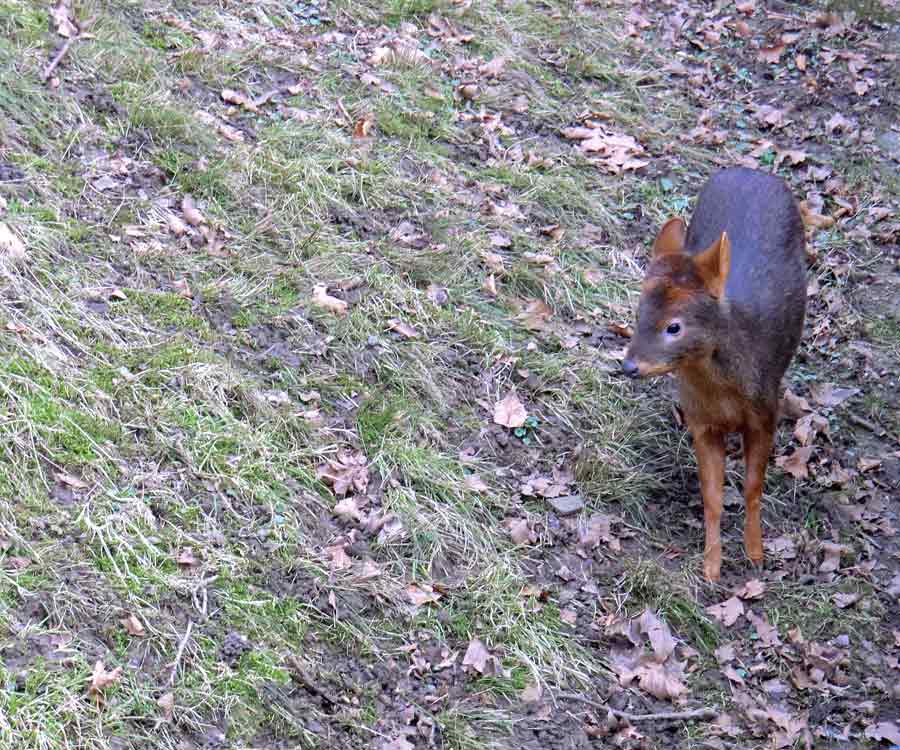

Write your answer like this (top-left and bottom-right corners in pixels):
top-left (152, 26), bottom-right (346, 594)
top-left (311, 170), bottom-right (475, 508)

top-left (694, 231), bottom-right (731, 299)
top-left (652, 217), bottom-right (687, 258)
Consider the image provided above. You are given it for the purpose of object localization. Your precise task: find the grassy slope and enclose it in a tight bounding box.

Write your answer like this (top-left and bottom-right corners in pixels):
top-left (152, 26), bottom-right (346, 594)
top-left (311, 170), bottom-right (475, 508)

top-left (0, 0), bottom-right (896, 748)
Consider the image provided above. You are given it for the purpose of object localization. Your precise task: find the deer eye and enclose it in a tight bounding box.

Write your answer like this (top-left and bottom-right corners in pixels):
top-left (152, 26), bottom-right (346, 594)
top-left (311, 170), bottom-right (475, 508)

top-left (665, 322), bottom-right (682, 335)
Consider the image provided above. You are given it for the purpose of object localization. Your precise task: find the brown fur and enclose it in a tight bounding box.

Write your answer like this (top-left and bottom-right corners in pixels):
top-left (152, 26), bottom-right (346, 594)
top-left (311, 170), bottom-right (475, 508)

top-left (623, 168), bottom-right (807, 581)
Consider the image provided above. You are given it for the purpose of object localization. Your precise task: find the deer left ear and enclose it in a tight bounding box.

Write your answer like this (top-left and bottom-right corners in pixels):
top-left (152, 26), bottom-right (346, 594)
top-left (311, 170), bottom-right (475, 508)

top-left (652, 217), bottom-right (687, 258)
top-left (694, 231), bottom-right (731, 299)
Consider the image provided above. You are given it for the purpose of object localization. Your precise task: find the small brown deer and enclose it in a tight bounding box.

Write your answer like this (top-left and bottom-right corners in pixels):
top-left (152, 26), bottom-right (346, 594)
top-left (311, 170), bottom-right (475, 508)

top-left (623, 168), bottom-right (807, 581)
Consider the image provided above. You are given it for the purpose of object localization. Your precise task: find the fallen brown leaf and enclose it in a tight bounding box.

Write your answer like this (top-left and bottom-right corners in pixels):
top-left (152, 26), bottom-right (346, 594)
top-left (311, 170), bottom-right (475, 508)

top-left (333, 496), bottom-right (364, 523)
top-left (735, 579), bottom-right (765, 600)
top-left (352, 114), bottom-right (375, 139)
top-left (794, 412), bottom-right (829, 446)
top-left (819, 541), bottom-right (848, 573)
top-left (864, 722), bottom-right (900, 745)
top-left (317, 451), bottom-right (369, 496)
top-left (181, 195), bottom-right (205, 226)
top-left (51, 1), bottom-right (77, 37)
top-left (388, 318), bottom-right (419, 339)
top-left (506, 517), bottom-right (533, 544)
top-left (325, 543), bottom-right (352, 571)
top-left (776, 446), bottom-right (814, 479)
top-left (88, 660), bottom-right (123, 699)
top-left (120, 614), bottom-right (145, 637)
top-left (157, 691), bottom-right (175, 722)
top-left (639, 609), bottom-right (676, 662)
top-left (0, 222), bottom-right (27, 261)
top-left (461, 638), bottom-right (492, 674)
top-left (758, 42), bottom-right (785, 64)
top-left (706, 596), bottom-right (745, 627)
top-left (493, 391), bottom-right (527, 429)
top-left (407, 582), bottom-right (442, 608)
top-left (464, 474), bottom-right (489, 493)
top-left (311, 284), bottom-right (348, 316)
top-left (810, 382), bottom-right (859, 407)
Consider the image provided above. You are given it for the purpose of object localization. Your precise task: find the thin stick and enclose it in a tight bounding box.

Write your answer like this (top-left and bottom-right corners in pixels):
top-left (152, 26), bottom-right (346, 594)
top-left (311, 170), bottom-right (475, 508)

top-left (167, 620), bottom-right (194, 686)
top-left (848, 414), bottom-right (886, 437)
top-left (42, 15), bottom-right (98, 81)
top-left (557, 693), bottom-right (718, 722)
top-left (43, 37), bottom-right (75, 81)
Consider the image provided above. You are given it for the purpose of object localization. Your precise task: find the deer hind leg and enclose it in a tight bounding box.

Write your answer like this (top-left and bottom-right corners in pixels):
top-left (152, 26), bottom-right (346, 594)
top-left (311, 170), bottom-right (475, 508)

top-left (693, 428), bottom-right (726, 582)
top-left (742, 424), bottom-right (775, 566)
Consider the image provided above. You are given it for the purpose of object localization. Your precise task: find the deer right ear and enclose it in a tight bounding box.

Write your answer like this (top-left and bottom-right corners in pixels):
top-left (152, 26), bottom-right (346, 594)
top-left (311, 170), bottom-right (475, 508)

top-left (652, 217), bottom-right (687, 258)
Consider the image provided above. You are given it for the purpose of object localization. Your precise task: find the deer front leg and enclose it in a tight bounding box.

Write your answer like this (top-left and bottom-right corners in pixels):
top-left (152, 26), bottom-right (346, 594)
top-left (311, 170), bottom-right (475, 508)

top-left (692, 428), bottom-right (726, 582)
top-left (742, 424), bottom-right (774, 567)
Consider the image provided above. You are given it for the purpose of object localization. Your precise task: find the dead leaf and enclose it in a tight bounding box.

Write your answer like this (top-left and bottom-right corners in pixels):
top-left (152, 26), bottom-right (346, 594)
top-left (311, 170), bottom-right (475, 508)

top-left (311, 284), bottom-right (348, 316)
top-left (832, 592), bottom-right (860, 609)
top-left (810, 383), bottom-right (858, 407)
top-left (639, 609), bottom-right (676, 662)
top-left (88, 660), bottom-right (123, 699)
top-left (461, 638), bottom-right (491, 674)
top-left (175, 547), bottom-right (198, 567)
top-left (825, 113), bottom-right (855, 135)
top-left (819, 541), bottom-right (848, 573)
top-left (426, 284), bottom-right (449, 306)
top-left (0, 222), bottom-right (27, 261)
top-left (317, 451), bottom-right (369, 496)
top-left (735, 579), bottom-right (765, 600)
top-left (637, 661), bottom-right (687, 700)
top-left (864, 722), bottom-right (900, 745)
top-left (758, 42), bottom-right (785, 64)
top-left (776, 447), bottom-right (814, 479)
top-left (607, 322), bottom-right (633, 338)
top-left (381, 737), bottom-right (414, 750)
top-left (55, 472), bottom-right (88, 489)
top-left (493, 392), bottom-right (527, 429)
top-left (563, 124), bottom-right (649, 173)
top-left (221, 88), bottom-right (258, 112)
top-left (706, 596), bottom-right (745, 627)
top-left (794, 413), bottom-right (829, 446)
top-left (795, 53), bottom-right (808, 71)
top-left (333, 497), bottom-right (364, 523)
top-left (353, 114), bottom-right (375, 139)
top-left (521, 682), bottom-right (543, 703)
top-left (51, 1), bottom-right (77, 37)
top-left (781, 388), bottom-right (812, 419)
top-left (120, 615), bottom-right (145, 637)
top-left (464, 474), bottom-right (488, 493)
top-left (799, 200), bottom-right (835, 232)
top-left (388, 318), bottom-right (419, 339)
top-left (157, 691), bottom-right (175, 722)
top-left (578, 513), bottom-right (621, 552)
top-left (480, 56), bottom-right (506, 77)
top-left (181, 195), bottom-right (205, 226)
top-left (173, 279), bottom-right (193, 299)
top-left (407, 582), bottom-right (442, 608)
top-left (539, 223), bottom-right (565, 241)
top-left (516, 299), bottom-right (553, 331)
top-left (507, 517), bottom-right (532, 544)
top-left (736, 0), bottom-right (755, 14)
top-left (747, 610), bottom-right (781, 647)
top-left (325, 543), bottom-right (353, 570)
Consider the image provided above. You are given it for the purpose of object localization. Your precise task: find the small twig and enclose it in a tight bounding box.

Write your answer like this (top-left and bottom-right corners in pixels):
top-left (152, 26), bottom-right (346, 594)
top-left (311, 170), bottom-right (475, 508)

top-left (167, 620), bottom-right (194, 686)
top-left (42, 15), bottom-right (98, 81)
top-left (847, 413), bottom-right (886, 437)
top-left (558, 693), bottom-right (718, 722)
top-left (335, 97), bottom-right (353, 126)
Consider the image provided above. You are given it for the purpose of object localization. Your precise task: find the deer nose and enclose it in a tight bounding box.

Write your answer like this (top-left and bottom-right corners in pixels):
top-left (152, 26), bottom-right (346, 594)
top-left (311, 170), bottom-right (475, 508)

top-left (622, 358), bottom-right (640, 379)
